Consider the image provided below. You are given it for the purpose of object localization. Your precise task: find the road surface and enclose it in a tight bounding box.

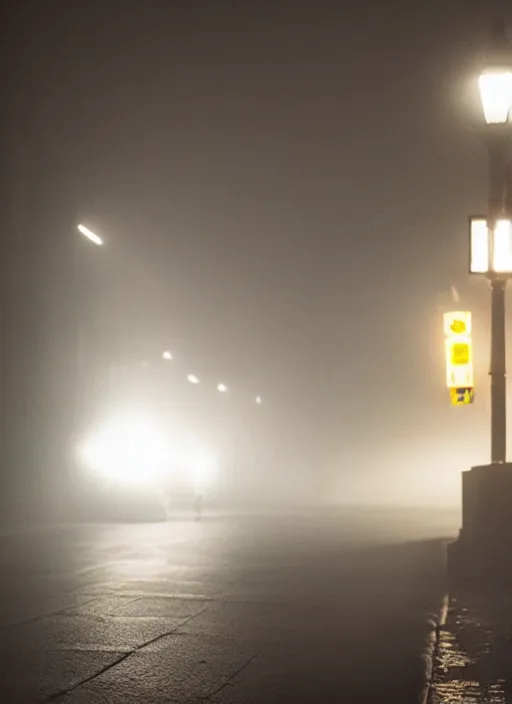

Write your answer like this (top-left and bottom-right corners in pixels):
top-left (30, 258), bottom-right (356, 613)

top-left (0, 507), bottom-right (458, 703)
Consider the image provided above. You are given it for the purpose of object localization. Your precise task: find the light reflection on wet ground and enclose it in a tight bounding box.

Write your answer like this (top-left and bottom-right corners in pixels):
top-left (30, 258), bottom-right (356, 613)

top-left (431, 595), bottom-right (508, 704)
top-left (0, 511), bottom-right (455, 702)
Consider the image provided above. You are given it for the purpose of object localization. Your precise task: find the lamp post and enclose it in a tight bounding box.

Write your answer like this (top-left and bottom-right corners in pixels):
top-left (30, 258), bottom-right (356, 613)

top-left (470, 19), bottom-right (512, 462)
top-left (449, 20), bottom-right (512, 583)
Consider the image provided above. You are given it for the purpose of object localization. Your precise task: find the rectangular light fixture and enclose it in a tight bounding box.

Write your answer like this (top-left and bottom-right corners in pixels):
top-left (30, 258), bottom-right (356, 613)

top-left (469, 216), bottom-right (512, 274)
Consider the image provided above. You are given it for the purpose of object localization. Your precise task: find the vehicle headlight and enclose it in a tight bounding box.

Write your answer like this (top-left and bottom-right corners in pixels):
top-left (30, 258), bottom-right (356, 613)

top-left (78, 416), bottom-right (169, 487)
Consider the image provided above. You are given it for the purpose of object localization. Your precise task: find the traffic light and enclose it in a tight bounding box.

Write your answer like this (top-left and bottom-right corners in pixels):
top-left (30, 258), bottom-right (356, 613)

top-left (444, 311), bottom-right (475, 405)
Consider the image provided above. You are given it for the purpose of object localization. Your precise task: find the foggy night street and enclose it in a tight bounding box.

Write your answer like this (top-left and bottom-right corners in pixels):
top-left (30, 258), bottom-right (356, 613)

top-left (0, 508), bottom-right (457, 703)
top-left (3, 1), bottom-right (510, 701)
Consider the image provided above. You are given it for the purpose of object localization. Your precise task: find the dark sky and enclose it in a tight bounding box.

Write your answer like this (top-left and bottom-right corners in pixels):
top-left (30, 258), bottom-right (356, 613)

top-left (2, 0), bottom-right (508, 504)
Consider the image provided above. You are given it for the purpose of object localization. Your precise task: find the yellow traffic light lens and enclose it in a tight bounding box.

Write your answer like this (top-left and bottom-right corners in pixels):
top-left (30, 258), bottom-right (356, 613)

top-left (450, 343), bottom-right (470, 366)
top-left (450, 320), bottom-right (466, 334)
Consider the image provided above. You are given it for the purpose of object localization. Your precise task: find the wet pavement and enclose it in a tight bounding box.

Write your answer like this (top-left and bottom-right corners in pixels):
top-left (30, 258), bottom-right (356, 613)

top-left (0, 507), bottom-right (457, 703)
top-left (431, 590), bottom-right (512, 704)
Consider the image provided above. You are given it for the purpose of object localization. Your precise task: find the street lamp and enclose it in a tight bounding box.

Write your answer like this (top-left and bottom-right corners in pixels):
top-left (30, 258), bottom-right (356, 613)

top-left (478, 34), bottom-right (512, 126)
top-left (187, 374), bottom-right (200, 384)
top-left (448, 20), bottom-right (512, 583)
top-left (468, 20), bottom-right (512, 464)
top-left (217, 383), bottom-right (228, 393)
top-left (255, 395), bottom-right (262, 405)
top-left (162, 351), bottom-right (173, 361)
top-left (77, 223), bottom-right (103, 246)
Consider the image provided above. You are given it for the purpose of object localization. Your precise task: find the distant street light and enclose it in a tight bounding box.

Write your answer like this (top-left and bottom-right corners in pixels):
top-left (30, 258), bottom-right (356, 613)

top-left (217, 383), bottom-right (228, 393)
top-left (162, 351), bottom-right (173, 361)
top-left (187, 374), bottom-right (200, 384)
top-left (77, 224), bottom-right (103, 246)
top-left (255, 395), bottom-right (262, 405)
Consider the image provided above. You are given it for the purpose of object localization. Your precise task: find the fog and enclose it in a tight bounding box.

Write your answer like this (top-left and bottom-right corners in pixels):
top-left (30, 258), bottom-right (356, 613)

top-left (2, 0), bottom-right (501, 524)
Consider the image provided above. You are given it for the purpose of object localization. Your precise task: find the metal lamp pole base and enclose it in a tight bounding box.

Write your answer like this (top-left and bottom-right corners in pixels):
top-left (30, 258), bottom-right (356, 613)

top-left (448, 463), bottom-right (512, 585)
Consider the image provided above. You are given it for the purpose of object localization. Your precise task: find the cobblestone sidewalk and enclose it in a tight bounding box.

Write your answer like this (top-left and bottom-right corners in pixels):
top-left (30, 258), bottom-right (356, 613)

top-left (430, 591), bottom-right (512, 703)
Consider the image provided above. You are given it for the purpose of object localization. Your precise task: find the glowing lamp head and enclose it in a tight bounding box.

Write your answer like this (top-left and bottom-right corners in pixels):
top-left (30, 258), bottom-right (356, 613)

top-left (479, 73), bottom-right (512, 124)
top-left (469, 217), bottom-right (512, 275)
top-left (217, 383), bottom-right (228, 393)
top-left (77, 223), bottom-right (103, 246)
top-left (478, 20), bottom-right (512, 125)
top-left (187, 374), bottom-right (200, 384)
top-left (162, 351), bottom-right (173, 361)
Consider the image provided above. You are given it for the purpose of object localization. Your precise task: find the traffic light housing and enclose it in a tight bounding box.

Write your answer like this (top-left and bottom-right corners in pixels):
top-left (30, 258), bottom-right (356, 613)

top-left (444, 311), bottom-right (475, 405)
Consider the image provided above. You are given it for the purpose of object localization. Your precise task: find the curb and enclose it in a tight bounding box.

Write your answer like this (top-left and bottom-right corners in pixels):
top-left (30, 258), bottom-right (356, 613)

top-left (418, 593), bottom-right (449, 704)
